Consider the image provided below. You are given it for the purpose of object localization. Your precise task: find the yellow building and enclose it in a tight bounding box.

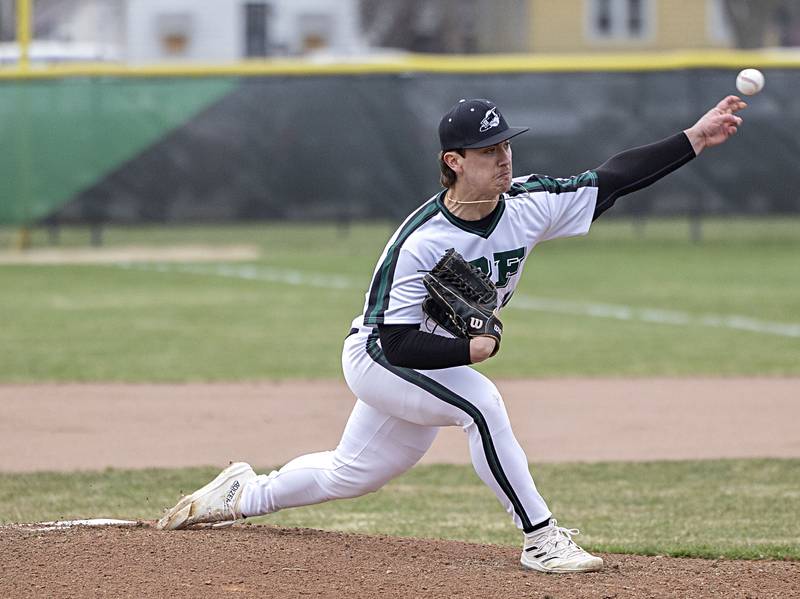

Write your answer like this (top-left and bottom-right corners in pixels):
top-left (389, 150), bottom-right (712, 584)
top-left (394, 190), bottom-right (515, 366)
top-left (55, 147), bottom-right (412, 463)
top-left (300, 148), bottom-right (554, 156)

top-left (530, 0), bottom-right (734, 52)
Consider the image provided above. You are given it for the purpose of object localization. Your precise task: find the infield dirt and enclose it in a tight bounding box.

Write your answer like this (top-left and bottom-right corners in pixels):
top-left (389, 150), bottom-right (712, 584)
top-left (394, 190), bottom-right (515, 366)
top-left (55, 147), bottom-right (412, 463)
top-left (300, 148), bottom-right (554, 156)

top-left (1, 378), bottom-right (799, 598)
top-left (2, 523), bottom-right (798, 599)
top-left (2, 378), bottom-right (798, 471)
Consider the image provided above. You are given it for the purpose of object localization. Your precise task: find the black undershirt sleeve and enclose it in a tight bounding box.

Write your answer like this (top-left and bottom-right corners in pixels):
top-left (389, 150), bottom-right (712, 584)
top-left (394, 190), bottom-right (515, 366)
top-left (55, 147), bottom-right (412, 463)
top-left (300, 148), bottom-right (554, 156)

top-left (593, 132), bottom-right (697, 220)
top-left (378, 323), bottom-right (472, 369)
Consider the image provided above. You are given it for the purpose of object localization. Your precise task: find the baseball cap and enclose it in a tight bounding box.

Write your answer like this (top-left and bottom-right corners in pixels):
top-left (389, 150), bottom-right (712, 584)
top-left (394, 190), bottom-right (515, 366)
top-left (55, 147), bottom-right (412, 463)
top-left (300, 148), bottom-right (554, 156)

top-left (438, 98), bottom-right (529, 151)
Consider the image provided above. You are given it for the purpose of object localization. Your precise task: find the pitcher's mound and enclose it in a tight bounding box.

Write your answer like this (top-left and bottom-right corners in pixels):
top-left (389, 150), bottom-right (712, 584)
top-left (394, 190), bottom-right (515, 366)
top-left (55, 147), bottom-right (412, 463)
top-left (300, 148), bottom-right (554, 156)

top-left (1, 524), bottom-right (796, 598)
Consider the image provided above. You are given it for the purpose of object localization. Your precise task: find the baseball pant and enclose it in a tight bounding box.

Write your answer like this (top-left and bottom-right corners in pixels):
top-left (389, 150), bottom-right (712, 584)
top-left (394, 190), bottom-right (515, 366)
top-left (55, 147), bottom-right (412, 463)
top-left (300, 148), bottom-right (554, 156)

top-left (239, 330), bottom-right (551, 532)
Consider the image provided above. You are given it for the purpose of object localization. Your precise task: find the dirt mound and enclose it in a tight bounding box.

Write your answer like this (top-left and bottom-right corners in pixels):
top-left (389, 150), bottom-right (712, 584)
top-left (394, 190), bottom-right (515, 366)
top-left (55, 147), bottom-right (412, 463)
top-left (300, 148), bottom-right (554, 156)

top-left (1, 524), bottom-right (797, 598)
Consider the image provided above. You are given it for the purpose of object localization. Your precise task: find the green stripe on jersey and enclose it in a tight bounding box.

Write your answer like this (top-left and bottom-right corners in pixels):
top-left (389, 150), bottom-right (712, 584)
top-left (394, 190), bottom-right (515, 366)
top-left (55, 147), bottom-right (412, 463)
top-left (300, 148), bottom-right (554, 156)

top-left (364, 200), bottom-right (440, 324)
top-left (509, 170), bottom-right (597, 195)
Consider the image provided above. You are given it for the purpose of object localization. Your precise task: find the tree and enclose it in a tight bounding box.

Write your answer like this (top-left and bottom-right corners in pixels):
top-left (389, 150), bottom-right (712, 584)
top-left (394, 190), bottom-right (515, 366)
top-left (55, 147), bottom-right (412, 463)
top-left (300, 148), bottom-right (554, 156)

top-left (360, 0), bottom-right (477, 53)
top-left (0, 0), bottom-right (14, 42)
top-left (722, 0), bottom-right (783, 48)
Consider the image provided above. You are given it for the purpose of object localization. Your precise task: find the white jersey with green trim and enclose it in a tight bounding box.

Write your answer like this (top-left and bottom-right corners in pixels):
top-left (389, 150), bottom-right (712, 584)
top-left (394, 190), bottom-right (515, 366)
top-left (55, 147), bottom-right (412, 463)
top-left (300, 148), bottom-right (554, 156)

top-left (352, 171), bottom-right (599, 333)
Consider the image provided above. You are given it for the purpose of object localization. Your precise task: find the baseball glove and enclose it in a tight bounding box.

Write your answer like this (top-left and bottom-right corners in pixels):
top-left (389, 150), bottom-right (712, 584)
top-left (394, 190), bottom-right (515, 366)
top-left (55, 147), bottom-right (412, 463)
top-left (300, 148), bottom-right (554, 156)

top-left (421, 248), bottom-right (503, 356)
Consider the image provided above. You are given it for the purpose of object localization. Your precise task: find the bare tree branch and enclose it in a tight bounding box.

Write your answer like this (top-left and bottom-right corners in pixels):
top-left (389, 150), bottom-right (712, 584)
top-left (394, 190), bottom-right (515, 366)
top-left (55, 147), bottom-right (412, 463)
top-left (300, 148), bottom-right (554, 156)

top-left (360, 0), bottom-right (476, 53)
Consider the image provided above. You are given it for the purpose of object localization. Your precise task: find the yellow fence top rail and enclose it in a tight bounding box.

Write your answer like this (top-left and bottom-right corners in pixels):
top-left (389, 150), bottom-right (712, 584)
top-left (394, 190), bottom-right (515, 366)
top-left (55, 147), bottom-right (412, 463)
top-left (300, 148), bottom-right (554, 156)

top-left (1, 49), bottom-right (800, 80)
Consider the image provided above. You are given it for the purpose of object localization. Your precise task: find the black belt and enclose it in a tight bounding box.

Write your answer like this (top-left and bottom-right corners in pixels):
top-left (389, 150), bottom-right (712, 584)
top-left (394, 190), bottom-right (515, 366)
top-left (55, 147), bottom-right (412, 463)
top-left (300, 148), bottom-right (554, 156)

top-left (346, 327), bottom-right (359, 339)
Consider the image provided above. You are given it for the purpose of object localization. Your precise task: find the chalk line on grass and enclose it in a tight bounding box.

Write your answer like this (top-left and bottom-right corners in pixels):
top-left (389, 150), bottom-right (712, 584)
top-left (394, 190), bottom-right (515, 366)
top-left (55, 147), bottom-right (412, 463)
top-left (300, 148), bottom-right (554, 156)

top-left (114, 263), bottom-right (800, 339)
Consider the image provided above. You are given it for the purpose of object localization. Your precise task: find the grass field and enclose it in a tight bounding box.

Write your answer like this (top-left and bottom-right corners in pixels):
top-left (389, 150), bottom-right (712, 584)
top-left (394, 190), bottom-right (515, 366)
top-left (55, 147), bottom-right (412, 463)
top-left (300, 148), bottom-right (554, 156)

top-left (1, 217), bottom-right (798, 381)
top-left (1, 218), bottom-right (798, 561)
top-left (1, 459), bottom-right (797, 560)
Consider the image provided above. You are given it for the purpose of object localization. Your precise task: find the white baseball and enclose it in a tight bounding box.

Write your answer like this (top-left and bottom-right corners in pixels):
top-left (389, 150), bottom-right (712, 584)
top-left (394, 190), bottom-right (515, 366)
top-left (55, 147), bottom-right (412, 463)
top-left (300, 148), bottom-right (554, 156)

top-left (736, 68), bottom-right (765, 96)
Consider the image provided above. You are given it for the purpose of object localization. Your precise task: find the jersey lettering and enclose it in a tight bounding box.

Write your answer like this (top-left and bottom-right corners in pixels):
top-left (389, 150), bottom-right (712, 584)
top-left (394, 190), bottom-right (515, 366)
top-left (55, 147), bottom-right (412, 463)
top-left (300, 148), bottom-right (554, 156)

top-left (469, 247), bottom-right (525, 288)
top-left (494, 247), bottom-right (525, 288)
top-left (469, 256), bottom-right (491, 277)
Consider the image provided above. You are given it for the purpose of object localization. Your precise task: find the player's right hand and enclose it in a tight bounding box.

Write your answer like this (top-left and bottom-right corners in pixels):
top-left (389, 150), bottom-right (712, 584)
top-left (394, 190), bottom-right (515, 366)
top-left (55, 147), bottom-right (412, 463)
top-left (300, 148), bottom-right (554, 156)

top-left (684, 95), bottom-right (746, 155)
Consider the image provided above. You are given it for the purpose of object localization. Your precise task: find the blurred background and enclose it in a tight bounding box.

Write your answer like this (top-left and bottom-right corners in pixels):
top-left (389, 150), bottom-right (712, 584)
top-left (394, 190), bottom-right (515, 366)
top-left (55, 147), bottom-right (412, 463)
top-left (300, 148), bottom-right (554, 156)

top-left (1, 4), bottom-right (798, 564)
top-left (1, 0), bottom-right (799, 239)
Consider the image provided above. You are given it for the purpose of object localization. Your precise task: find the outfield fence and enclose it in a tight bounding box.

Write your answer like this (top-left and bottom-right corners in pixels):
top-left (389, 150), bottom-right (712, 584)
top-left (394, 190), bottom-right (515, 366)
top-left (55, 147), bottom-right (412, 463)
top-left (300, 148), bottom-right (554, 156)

top-left (1, 52), bottom-right (799, 226)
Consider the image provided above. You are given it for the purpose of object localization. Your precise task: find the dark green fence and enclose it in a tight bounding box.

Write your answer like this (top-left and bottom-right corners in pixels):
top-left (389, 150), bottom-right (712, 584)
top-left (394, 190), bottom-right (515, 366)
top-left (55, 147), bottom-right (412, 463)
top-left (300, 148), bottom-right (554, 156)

top-left (0, 78), bottom-right (235, 224)
top-left (1, 68), bottom-right (797, 225)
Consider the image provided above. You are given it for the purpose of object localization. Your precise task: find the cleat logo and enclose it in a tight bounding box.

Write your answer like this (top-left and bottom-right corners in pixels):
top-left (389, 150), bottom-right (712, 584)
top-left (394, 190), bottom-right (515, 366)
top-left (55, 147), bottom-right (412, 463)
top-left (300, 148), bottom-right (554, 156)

top-left (225, 480), bottom-right (240, 506)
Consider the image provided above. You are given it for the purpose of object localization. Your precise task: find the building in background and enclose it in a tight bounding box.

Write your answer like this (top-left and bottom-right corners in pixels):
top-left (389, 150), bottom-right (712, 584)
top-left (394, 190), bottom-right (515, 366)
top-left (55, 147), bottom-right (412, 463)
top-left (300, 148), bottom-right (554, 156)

top-left (2, 0), bottom-right (799, 66)
top-left (0, 0), bottom-right (124, 62)
top-left (363, 0), bottom-right (800, 54)
top-left (530, 0), bottom-right (733, 53)
top-left (126, 0), bottom-right (364, 63)
top-left (0, 0), bottom-right (365, 64)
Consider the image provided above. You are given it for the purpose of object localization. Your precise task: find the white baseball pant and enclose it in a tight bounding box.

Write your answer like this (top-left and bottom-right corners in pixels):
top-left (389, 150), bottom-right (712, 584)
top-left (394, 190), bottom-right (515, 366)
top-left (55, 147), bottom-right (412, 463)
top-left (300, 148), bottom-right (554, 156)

top-left (239, 329), bottom-right (551, 532)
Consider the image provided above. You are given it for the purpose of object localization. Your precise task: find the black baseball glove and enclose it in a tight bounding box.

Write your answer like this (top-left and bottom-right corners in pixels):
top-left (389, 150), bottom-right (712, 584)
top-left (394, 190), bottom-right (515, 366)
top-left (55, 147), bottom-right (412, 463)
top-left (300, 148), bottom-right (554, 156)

top-left (421, 248), bottom-right (503, 356)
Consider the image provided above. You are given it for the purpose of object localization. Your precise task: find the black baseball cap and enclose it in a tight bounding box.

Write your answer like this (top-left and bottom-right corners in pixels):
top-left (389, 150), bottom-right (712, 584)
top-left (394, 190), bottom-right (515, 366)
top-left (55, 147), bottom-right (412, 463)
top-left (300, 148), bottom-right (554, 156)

top-left (438, 98), bottom-right (529, 151)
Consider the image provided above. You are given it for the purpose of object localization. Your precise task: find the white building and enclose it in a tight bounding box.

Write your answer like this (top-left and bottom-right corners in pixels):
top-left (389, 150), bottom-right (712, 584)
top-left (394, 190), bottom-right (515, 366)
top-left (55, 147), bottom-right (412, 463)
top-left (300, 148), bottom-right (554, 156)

top-left (125, 0), bottom-right (365, 63)
top-left (4, 0), bottom-right (365, 65)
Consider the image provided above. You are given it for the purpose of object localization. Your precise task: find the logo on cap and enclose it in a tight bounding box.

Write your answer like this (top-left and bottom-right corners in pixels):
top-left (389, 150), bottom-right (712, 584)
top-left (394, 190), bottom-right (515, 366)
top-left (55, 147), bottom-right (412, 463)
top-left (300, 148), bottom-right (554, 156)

top-left (479, 107), bottom-right (500, 133)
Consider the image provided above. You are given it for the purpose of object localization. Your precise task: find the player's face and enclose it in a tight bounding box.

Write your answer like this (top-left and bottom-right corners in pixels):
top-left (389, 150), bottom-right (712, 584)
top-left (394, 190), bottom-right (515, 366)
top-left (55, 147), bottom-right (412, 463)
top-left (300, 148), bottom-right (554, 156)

top-left (459, 140), bottom-right (513, 196)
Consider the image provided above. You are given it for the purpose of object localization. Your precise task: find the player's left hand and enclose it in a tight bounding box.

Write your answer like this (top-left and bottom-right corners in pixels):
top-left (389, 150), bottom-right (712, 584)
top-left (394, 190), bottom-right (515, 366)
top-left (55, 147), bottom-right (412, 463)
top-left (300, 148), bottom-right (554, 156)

top-left (684, 95), bottom-right (747, 155)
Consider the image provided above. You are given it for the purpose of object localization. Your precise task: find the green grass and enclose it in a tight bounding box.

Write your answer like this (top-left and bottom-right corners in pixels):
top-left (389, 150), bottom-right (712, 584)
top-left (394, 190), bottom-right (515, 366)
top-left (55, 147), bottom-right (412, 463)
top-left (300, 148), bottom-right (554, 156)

top-left (2, 219), bottom-right (795, 562)
top-left (1, 459), bottom-right (797, 560)
top-left (0, 218), bottom-right (799, 381)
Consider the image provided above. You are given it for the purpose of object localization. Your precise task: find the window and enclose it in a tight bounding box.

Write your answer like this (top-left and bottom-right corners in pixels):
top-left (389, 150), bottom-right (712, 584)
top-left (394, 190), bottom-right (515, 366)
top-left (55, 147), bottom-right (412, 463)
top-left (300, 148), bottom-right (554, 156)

top-left (597, 0), bottom-right (613, 35)
top-left (628, 0), bottom-right (643, 35)
top-left (588, 0), bottom-right (653, 40)
top-left (297, 13), bottom-right (333, 53)
top-left (156, 13), bottom-right (193, 57)
top-left (244, 2), bottom-right (271, 58)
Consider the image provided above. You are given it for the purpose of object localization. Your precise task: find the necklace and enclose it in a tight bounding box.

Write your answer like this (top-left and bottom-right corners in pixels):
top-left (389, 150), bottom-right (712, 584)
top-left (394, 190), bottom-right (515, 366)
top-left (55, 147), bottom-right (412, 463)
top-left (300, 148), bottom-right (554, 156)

top-left (445, 190), bottom-right (499, 205)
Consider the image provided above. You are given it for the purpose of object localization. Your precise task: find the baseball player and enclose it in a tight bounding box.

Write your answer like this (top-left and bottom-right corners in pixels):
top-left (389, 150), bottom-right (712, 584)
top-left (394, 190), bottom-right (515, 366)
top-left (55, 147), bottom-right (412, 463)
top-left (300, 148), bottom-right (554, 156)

top-left (157, 95), bottom-right (745, 573)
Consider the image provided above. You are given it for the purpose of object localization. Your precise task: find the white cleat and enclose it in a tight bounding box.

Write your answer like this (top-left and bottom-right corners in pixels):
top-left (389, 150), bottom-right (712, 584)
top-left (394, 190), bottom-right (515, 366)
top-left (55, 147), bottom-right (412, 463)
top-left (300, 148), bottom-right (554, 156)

top-left (156, 462), bottom-right (256, 531)
top-left (520, 519), bottom-right (604, 573)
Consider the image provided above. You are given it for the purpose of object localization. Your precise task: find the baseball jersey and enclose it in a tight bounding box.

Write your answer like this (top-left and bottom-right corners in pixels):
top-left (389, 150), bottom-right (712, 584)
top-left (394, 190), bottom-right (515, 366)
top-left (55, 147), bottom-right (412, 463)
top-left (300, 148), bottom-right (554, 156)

top-left (353, 171), bottom-right (599, 333)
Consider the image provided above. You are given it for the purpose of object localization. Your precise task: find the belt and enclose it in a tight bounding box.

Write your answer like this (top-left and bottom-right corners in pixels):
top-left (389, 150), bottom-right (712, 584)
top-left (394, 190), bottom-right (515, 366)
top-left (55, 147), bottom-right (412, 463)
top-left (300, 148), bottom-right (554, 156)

top-left (346, 327), bottom-right (359, 339)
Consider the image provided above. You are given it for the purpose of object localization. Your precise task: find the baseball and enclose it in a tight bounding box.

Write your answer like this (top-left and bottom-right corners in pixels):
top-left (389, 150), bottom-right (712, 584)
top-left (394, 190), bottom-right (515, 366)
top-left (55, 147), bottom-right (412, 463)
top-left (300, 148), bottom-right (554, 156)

top-left (736, 68), bottom-right (765, 96)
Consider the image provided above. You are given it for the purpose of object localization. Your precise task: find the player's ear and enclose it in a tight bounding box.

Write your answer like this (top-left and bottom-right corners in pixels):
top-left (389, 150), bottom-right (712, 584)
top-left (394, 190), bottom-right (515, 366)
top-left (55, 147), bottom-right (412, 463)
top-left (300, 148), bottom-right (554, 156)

top-left (442, 150), bottom-right (464, 173)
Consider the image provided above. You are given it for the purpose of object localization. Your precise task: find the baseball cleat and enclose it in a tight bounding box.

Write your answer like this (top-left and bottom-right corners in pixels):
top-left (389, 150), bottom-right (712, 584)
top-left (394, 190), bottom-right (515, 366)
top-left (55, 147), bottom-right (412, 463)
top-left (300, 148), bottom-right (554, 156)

top-left (520, 519), bottom-right (604, 573)
top-left (156, 462), bottom-right (256, 531)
